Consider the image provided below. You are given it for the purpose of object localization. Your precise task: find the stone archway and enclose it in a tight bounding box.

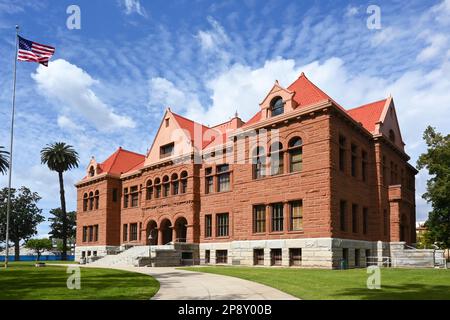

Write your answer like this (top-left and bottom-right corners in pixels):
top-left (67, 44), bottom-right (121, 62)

top-left (146, 220), bottom-right (158, 245)
top-left (174, 217), bottom-right (188, 243)
top-left (160, 219), bottom-right (173, 245)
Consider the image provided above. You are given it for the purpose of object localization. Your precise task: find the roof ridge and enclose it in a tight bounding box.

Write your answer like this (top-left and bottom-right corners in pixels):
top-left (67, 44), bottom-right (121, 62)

top-left (172, 111), bottom-right (210, 129)
top-left (347, 98), bottom-right (387, 112)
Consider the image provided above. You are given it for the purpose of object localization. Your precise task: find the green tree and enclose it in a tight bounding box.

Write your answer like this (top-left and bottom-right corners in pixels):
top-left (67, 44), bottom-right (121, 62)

top-left (0, 146), bottom-right (9, 175)
top-left (41, 142), bottom-right (79, 261)
top-left (0, 187), bottom-right (45, 260)
top-left (48, 208), bottom-right (76, 253)
top-left (25, 238), bottom-right (53, 261)
top-left (417, 126), bottom-right (450, 249)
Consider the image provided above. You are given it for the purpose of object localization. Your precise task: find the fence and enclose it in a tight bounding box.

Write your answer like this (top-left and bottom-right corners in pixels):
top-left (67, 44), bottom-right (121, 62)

top-left (0, 255), bottom-right (75, 262)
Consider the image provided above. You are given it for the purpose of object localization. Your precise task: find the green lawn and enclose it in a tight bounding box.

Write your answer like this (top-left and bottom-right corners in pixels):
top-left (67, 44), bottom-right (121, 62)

top-left (181, 266), bottom-right (450, 300)
top-left (0, 262), bottom-right (159, 300)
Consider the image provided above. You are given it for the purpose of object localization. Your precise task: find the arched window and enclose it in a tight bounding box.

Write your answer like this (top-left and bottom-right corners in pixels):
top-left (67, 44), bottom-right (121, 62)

top-left (89, 166), bottom-right (95, 177)
top-left (88, 191), bottom-right (94, 210)
top-left (252, 147), bottom-right (266, 179)
top-left (171, 173), bottom-right (179, 195)
top-left (146, 180), bottom-right (153, 200)
top-left (180, 171), bottom-right (188, 193)
top-left (155, 178), bottom-right (161, 198)
top-left (270, 96), bottom-right (284, 117)
top-left (270, 142), bottom-right (284, 176)
top-left (162, 175), bottom-right (170, 197)
top-left (389, 130), bottom-right (396, 143)
top-left (94, 190), bottom-right (99, 210)
top-left (83, 193), bottom-right (88, 211)
top-left (288, 137), bottom-right (303, 173)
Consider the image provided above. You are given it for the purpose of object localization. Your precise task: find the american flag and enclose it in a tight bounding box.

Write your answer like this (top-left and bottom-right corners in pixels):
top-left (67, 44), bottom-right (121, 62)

top-left (17, 35), bottom-right (55, 67)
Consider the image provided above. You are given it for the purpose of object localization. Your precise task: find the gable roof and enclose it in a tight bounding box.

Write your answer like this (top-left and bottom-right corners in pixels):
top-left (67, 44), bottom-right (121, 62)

top-left (287, 73), bottom-right (334, 107)
top-left (97, 147), bottom-right (145, 175)
top-left (347, 99), bottom-right (387, 133)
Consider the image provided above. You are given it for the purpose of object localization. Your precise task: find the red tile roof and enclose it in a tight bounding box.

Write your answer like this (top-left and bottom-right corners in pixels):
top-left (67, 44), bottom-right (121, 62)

top-left (346, 99), bottom-right (387, 133)
top-left (97, 147), bottom-right (145, 175)
top-left (287, 73), bottom-right (333, 107)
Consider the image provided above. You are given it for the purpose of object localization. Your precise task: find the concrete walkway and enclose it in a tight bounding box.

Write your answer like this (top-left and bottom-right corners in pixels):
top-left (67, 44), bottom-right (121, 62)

top-left (61, 264), bottom-right (297, 300)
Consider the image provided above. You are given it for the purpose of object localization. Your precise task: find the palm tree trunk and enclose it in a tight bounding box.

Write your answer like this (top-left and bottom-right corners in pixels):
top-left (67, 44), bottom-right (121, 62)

top-left (58, 171), bottom-right (67, 261)
top-left (14, 241), bottom-right (20, 261)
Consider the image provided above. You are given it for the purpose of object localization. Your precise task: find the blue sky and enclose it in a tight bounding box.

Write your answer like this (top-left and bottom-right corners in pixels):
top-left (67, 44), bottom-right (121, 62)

top-left (0, 0), bottom-right (449, 237)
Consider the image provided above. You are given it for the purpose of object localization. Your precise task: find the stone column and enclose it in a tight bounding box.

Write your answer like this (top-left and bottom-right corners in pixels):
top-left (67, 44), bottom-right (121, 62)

top-left (266, 204), bottom-right (271, 233)
top-left (283, 202), bottom-right (289, 232)
top-left (377, 240), bottom-right (383, 266)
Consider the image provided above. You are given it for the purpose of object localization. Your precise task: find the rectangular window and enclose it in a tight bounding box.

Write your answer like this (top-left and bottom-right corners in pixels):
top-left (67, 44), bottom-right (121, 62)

top-left (205, 167), bottom-right (213, 194)
top-left (123, 188), bottom-right (129, 208)
top-left (130, 186), bottom-right (139, 207)
top-left (253, 205), bottom-right (266, 233)
top-left (155, 184), bottom-right (161, 198)
top-left (340, 200), bottom-right (347, 231)
top-left (181, 178), bottom-right (187, 193)
top-left (363, 207), bottom-right (368, 235)
top-left (130, 223), bottom-right (138, 241)
top-left (270, 248), bottom-right (282, 266)
top-left (355, 249), bottom-right (360, 267)
top-left (339, 135), bottom-right (346, 172)
top-left (342, 248), bottom-right (349, 267)
top-left (172, 180), bottom-right (179, 195)
top-left (123, 224), bottom-right (128, 242)
top-left (351, 144), bottom-right (357, 177)
top-left (82, 226), bottom-right (87, 242)
top-left (163, 183), bottom-right (170, 197)
top-left (205, 215), bottom-right (212, 238)
top-left (112, 188), bottom-right (118, 202)
top-left (361, 150), bottom-right (368, 182)
top-left (289, 148), bottom-right (302, 173)
top-left (216, 213), bottom-right (229, 237)
top-left (216, 250), bottom-right (228, 264)
top-left (290, 201), bottom-right (303, 231)
top-left (94, 225), bottom-right (98, 242)
top-left (88, 226), bottom-right (93, 242)
top-left (160, 142), bottom-right (174, 158)
top-left (271, 150), bottom-right (284, 175)
top-left (352, 204), bottom-right (358, 233)
top-left (205, 250), bottom-right (210, 264)
top-left (383, 209), bottom-right (388, 236)
top-left (289, 248), bottom-right (302, 266)
top-left (253, 249), bottom-right (264, 265)
top-left (271, 203), bottom-right (284, 232)
top-left (217, 164), bottom-right (230, 192)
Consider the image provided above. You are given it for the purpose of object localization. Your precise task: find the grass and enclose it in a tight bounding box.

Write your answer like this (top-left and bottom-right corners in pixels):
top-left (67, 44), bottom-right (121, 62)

top-left (0, 262), bottom-right (159, 300)
top-left (181, 266), bottom-right (450, 300)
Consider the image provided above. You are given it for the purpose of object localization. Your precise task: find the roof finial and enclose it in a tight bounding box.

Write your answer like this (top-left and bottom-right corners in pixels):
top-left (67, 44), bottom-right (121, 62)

top-left (300, 72), bottom-right (305, 77)
top-left (234, 110), bottom-right (238, 118)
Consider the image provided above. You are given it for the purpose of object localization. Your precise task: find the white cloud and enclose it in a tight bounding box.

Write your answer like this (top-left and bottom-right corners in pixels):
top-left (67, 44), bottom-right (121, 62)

top-left (57, 115), bottom-right (81, 131)
top-left (416, 34), bottom-right (448, 62)
top-left (345, 6), bottom-right (359, 17)
top-left (371, 27), bottom-right (403, 46)
top-left (430, 0), bottom-right (450, 25)
top-left (31, 59), bottom-right (136, 132)
top-left (196, 16), bottom-right (230, 51)
top-left (121, 0), bottom-right (147, 17)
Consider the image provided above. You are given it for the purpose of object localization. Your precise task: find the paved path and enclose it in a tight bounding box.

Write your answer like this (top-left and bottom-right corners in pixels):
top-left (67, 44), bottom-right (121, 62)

top-left (59, 264), bottom-right (297, 300)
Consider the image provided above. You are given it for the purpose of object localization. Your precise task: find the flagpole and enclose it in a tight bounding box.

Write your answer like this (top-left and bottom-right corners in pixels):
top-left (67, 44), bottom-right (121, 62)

top-left (4, 25), bottom-right (19, 269)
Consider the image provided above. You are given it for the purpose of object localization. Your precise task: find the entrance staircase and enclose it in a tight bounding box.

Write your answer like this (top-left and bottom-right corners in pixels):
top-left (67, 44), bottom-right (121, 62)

top-left (89, 246), bottom-right (151, 267)
top-left (88, 243), bottom-right (199, 267)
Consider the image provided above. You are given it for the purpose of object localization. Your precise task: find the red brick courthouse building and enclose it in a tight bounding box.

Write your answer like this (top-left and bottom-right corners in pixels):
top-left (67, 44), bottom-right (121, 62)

top-left (75, 73), bottom-right (417, 268)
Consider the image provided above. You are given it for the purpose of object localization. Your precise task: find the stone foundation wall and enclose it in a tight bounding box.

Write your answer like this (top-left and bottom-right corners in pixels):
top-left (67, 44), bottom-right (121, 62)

top-left (75, 245), bottom-right (120, 261)
top-left (200, 238), bottom-right (381, 269)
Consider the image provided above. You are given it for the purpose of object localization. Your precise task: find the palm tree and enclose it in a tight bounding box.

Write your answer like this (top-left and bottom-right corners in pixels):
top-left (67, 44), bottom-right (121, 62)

top-left (41, 142), bottom-right (79, 260)
top-left (0, 146), bottom-right (9, 175)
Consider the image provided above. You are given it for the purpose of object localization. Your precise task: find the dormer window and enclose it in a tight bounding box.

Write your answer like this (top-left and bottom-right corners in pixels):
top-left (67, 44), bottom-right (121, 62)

top-left (89, 166), bottom-right (95, 177)
top-left (160, 142), bottom-right (174, 159)
top-left (270, 97), bottom-right (284, 117)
